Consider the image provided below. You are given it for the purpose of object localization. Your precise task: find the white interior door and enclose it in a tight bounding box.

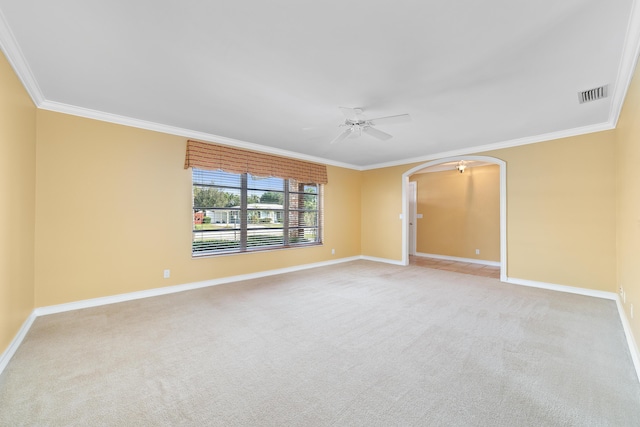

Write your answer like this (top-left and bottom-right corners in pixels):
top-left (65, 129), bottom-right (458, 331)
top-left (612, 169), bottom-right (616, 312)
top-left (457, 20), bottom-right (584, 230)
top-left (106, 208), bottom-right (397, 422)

top-left (408, 181), bottom-right (417, 256)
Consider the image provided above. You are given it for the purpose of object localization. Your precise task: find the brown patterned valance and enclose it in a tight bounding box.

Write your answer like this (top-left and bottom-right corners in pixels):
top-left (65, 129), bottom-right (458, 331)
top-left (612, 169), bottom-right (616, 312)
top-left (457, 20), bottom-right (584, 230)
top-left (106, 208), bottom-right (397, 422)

top-left (184, 140), bottom-right (328, 184)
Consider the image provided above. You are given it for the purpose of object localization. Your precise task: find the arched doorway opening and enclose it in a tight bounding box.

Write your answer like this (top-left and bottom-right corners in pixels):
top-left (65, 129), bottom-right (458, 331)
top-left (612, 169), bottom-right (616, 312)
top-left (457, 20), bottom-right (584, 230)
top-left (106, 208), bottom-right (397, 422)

top-left (401, 156), bottom-right (507, 282)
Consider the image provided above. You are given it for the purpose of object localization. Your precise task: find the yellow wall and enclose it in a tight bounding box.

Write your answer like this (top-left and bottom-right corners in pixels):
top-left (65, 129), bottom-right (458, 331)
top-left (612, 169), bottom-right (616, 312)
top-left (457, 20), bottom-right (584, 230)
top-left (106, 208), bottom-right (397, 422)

top-left (360, 131), bottom-right (616, 292)
top-left (34, 110), bottom-right (362, 307)
top-left (0, 50), bottom-right (36, 353)
top-left (615, 61), bottom-right (640, 349)
top-left (411, 165), bottom-right (500, 261)
top-left (0, 44), bottom-right (631, 356)
top-left (361, 164), bottom-right (413, 260)
top-left (483, 132), bottom-right (616, 291)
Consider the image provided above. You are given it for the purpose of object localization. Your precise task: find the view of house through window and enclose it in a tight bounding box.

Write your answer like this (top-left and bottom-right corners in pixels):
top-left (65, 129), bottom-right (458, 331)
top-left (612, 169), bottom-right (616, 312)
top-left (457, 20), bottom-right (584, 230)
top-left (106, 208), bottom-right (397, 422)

top-left (192, 168), bottom-right (322, 256)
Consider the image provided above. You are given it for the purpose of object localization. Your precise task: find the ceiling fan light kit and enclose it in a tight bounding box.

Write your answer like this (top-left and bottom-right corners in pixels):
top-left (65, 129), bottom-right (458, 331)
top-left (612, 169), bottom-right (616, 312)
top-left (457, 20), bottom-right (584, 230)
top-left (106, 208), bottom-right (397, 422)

top-left (330, 107), bottom-right (411, 144)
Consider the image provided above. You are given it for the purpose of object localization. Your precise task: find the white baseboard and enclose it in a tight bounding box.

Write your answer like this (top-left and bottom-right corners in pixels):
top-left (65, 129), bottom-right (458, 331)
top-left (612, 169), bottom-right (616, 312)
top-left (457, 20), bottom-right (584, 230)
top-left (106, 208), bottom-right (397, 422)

top-left (2, 258), bottom-right (639, 387)
top-left (414, 252), bottom-right (501, 267)
top-left (505, 277), bottom-right (617, 300)
top-left (360, 255), bottom-right (405, 266)
top-left (36, 256), bottom-right (362, 316)
top-left (0, 310), bottom-right (37, 375)
top-left (0, 256), bottom-right (361, 377)
top-left (506, 277), bottom-right (640, 383)
top-left (615, 296), bottom-right (640, 384)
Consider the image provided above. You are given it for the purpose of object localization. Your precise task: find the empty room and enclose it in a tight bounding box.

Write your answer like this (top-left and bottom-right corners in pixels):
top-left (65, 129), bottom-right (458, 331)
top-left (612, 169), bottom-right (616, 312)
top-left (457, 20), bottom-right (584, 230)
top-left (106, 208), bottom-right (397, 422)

top-left (1, 1), bottom-right (640, 425)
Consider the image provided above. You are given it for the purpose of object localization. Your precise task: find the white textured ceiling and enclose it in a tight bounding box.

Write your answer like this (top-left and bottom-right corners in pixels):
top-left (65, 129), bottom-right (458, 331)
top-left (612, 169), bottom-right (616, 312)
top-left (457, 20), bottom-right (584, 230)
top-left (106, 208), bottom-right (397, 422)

top-left (0, 0), bottom-right (638, 169)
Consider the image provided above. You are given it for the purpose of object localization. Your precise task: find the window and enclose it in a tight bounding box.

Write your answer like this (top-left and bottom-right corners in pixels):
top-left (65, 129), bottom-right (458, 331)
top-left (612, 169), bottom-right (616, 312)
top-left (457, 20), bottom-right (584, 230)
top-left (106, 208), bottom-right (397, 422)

top-left (192, 168), bottom-right (322, 256)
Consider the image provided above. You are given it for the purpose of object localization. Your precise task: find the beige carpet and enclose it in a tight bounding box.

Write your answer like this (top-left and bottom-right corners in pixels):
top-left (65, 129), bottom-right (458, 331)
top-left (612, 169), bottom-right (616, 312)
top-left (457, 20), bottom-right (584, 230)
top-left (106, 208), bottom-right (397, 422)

top-left (1, 260), bottom-right (639, 426)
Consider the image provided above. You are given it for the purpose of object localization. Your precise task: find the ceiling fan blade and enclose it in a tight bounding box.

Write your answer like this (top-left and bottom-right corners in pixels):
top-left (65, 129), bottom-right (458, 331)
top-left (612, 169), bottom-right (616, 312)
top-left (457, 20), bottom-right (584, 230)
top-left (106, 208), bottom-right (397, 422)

top-left (368, 113), bottom-right (411, 126)
top-left (339, 107), bottom-right (365, 121)
top-left (363, 126), bottom-right (392, 141)
top-left (330, 128), bottom-right (352, 144)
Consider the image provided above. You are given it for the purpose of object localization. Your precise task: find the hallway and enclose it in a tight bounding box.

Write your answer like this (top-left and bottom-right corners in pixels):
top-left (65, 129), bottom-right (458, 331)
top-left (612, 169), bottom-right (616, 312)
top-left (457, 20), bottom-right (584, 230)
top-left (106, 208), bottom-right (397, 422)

top-left (410, 256), bottom-right (500, 279)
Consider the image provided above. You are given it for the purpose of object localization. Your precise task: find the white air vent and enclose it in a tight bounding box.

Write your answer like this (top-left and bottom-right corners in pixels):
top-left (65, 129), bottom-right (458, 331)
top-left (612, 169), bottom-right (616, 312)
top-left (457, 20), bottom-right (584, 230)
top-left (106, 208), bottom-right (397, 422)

top-left (578, 85), bottom-right (608, 104)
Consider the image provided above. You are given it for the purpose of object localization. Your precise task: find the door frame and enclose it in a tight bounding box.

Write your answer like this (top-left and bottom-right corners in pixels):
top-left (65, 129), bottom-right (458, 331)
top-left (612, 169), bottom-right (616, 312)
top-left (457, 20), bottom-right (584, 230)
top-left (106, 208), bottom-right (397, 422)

top-left (401, 155), bottom-right (507, 282)
top-left (408, 181), bottom-right (417, 256)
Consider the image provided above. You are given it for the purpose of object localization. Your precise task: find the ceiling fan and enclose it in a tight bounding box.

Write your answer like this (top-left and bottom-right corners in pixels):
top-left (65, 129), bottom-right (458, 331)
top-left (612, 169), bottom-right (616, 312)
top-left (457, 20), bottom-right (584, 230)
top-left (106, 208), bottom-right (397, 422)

top-left (330, 107), bottom-right (411, 144)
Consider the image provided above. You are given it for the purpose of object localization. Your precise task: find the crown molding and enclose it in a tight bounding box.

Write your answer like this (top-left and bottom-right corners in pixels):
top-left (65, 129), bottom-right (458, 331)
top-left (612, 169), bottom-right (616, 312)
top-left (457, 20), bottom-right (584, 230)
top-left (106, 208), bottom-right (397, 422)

top-left (39, 100), bottom-right (615, 171)
top-left (360, 121), bottom-right (615, 170)
top-left (2, 2), bottom-right (638, 173)
top-left (38, 100), bottom-right (361, 170)
top-left (38, 99), bottom-right (616, 174)
top-left (36, 99), bottom-right (616, 173)
top-left (0, 8), bottom-right (44, 105)
top-left (609, 0), bottom-right (640, 126)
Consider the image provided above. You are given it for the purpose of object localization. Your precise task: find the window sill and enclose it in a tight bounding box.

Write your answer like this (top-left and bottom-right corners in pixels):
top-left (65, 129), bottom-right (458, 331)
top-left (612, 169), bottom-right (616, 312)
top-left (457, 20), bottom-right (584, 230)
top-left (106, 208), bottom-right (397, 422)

top-left (191, 242), bottom-right (323, 259)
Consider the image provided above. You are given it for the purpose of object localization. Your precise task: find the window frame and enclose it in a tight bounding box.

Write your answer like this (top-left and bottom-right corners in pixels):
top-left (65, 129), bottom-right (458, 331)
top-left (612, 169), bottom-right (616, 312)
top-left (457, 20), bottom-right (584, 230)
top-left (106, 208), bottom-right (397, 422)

top-left (191, 168), bottom-right (323, 257)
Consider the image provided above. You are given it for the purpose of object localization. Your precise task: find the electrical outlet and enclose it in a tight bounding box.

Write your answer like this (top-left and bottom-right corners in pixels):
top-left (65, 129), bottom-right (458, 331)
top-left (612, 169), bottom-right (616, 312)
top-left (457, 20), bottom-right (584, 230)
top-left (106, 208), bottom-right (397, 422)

top-left (163, 269), bottom-right (170, 279)
top-left (620, 286), bottom-right (624, 295)
top-left (475, 249), bottom-right (480, 255)
top-left (331, 248), bottom-right (335, 255)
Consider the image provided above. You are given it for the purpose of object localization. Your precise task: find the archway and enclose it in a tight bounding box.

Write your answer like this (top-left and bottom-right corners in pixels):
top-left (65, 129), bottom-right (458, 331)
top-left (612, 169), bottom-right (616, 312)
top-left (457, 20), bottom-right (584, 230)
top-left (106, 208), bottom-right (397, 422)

top-left (401, 156), bottom-right (507, 282)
